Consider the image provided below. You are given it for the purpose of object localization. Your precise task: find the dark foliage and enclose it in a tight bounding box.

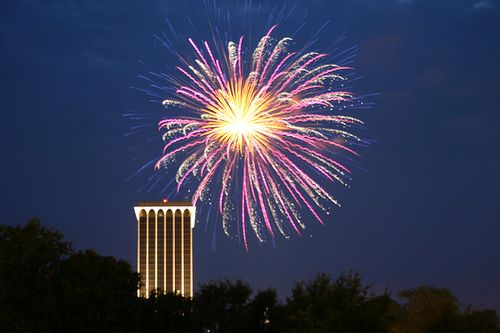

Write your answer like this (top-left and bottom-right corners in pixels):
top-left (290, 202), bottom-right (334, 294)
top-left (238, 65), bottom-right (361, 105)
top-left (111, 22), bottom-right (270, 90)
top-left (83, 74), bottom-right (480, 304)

top-left (284, 272), bottom-right (396, 333)
top-left (0, 219), bottom-right (71, 333)
top-left (1, 220), bottom-right (499, 333)
top-left (136, 290), bottom-right (193, 332)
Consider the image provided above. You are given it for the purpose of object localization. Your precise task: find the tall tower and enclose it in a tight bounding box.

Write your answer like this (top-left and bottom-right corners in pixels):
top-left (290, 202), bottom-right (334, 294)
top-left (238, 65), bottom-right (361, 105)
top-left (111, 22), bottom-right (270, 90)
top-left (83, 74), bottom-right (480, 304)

top-left (134, 200), bottom-right (195, 298)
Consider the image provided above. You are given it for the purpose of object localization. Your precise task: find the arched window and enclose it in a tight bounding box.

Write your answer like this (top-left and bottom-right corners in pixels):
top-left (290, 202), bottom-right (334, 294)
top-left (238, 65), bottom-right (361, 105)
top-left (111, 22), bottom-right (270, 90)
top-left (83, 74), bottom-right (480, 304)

top-left (174, 209), bottom-right (182, 292)
top-left (148, 209), bottom-right (156, 294)
top-left (183, 209), bottom-right (192, 296)
top-left (138, 210), bottom-right (147, 296)
top-left (165, 209), bottom-right (173, 291)
top-left (157, 210), bottom-right (165, 292)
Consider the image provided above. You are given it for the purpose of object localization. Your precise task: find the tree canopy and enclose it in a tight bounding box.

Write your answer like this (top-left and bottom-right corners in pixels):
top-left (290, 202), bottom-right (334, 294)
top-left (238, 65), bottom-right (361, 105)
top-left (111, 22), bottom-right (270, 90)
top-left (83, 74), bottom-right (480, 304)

top-left (1, 219), bottom-right (498, 333)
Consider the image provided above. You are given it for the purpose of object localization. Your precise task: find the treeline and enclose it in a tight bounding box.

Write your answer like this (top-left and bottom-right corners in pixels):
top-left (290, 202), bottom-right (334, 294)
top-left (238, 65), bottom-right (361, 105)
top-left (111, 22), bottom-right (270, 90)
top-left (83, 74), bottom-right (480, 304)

top-left (1, 219), bottom-right (498, 333)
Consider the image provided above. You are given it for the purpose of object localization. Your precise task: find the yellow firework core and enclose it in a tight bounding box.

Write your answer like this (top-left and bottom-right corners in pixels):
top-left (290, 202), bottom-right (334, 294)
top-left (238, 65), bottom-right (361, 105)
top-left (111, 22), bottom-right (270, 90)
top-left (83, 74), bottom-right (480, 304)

top-left (202, 79), bottom-right (284, 153)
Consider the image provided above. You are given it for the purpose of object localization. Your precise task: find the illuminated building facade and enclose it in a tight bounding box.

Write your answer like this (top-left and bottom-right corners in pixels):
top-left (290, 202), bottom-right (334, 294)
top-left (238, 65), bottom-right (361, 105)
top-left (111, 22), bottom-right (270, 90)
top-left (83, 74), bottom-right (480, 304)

top-left (134, 201), bottom-right (195, 298)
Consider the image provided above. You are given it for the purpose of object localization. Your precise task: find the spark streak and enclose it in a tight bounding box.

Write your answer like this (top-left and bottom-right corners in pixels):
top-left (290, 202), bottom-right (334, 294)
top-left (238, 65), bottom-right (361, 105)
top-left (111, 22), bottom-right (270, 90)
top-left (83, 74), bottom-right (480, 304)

top-left (156, 26), bottom-right (365, 249)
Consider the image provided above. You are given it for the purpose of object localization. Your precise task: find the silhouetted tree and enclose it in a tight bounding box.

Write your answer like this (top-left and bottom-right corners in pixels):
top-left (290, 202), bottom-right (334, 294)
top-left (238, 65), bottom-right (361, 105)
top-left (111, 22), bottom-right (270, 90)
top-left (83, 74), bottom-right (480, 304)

top-left (0, 219), bottom-right (71, 333)
top-left (2, 220), bottom-right (499, 333)
top-left (390, 286), bottom-right (500, 333)
top-left (391, 286), bottom-right (460, 333)
top-left (136, 291), bottom-right (193, 333)
top-left (53, 250), bottom-right (139, 333)
top-left (358, 294), bottom-right (399, 333)
top-left (246, 289), bottom-right (284, 333)
top-left (286, 272), bottom-right (395, 333)
top-left (458, 308), bottom-right (500, 333)
top-left (0, 220), bottom-right (139, 333)
top-left (193, 279), bottom-right (252, 333)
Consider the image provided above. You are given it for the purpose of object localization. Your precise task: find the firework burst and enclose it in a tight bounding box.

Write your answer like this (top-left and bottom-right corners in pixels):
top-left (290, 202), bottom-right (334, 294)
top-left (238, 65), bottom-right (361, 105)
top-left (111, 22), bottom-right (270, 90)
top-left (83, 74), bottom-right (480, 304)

top-left (152, 23), bottom-right (366, 249)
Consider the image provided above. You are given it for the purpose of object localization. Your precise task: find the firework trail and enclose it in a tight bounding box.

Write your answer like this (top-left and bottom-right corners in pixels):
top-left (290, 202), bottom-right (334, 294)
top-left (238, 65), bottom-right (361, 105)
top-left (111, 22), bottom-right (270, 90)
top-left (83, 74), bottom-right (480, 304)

top-left (153, 23), bottom-right (367, 250)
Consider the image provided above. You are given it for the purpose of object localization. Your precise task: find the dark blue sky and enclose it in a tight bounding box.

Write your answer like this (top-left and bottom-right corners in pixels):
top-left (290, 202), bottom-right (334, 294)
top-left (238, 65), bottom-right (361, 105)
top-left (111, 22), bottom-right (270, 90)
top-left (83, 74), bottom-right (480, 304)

top-left (1, 0), bottom-right (499, 310)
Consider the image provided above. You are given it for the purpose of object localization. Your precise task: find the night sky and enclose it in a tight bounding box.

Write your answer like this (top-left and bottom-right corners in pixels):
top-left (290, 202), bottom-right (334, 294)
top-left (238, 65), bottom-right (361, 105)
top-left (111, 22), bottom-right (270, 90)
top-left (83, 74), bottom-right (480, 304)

top-left (2, 0), bottom-right (499, 311)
